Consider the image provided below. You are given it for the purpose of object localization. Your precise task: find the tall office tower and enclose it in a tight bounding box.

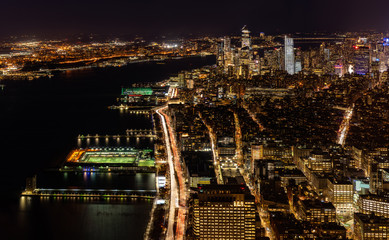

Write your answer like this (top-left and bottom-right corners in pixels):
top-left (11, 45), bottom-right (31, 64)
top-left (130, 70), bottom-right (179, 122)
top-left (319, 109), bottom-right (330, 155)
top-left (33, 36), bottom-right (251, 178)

top-left (353, 45), bottom-right (370, 75)
top-left (326, 178), bottom-right (354, 215)
top-left (295, 59), bottom-right (302, 73)
top-left (284, 36), bottom-right (295, 75)
top-left (324, 48), bottom-right (330, 61)
top-left (192, 185), bottom-right (256, 240)
top-left (224, 36), bottom-right (231, 53)
top-left (371, 61), bottom-right (380, 81)
top-left (223, 36), bottom-right (233, 72)
top-left (379, 38), bottom-right (389, 72)
top-left (178, 73), bottom-right (185, 88)
top-left (335, 60), bottom-right (344, 77)
top-left (217, 42), bottom-right (224, 67)
top-left (370, 163), bottom-right (383, 194)
top-left (241, 25), bottom-right (251, 49)
top-left (239, 26), bottom-right (252, 78)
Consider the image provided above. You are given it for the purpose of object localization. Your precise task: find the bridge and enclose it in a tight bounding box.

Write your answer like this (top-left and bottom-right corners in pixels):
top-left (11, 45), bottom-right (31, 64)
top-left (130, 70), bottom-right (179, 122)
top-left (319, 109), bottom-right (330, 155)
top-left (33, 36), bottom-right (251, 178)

top-left (22, 188), bottom-right (156, 199)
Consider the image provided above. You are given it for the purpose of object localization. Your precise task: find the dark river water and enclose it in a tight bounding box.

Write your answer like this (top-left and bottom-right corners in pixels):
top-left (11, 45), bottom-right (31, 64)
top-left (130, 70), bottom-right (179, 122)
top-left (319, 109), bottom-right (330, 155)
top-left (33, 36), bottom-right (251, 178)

top-left (0, 55), bottom-right (215, 240)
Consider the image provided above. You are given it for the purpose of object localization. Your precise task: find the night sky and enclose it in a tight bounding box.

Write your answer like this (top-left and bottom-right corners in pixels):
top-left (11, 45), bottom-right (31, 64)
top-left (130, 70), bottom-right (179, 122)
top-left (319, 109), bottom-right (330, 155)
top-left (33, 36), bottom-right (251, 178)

top-left (1, 0), bottom-right (389, 37)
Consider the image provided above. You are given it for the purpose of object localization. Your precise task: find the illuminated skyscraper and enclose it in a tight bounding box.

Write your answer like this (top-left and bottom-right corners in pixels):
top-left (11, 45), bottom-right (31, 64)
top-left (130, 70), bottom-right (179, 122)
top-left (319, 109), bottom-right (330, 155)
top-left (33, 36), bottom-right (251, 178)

top-left (223, 36), bottom-right (233, 72)
top-left (192, 185), bottom-right (256, 239)
top-left (335, 60), bottom-right (344, 77)
top-left (241, 25), bottom-right (251, 49)
top-left (240, 26), bottom-right (252, 78)
top-left (284, 36), bottom-right (295, 75)
top-left (224, 36), bottom-right (231, 52)
top-left (353, 45), bottom-right (370, 75)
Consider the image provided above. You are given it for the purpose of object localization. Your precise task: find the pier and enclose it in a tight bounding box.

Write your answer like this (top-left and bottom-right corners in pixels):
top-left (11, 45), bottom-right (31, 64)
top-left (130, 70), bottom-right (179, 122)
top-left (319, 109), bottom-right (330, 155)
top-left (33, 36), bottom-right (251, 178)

top-left (22, 188), bottom-right (156, 199)
top-left (77, 129), bottom-right (156, 139)
top-left (109, 105), bottom-right (152, 114)
top-left (77, 129), bottom-right (156, 142)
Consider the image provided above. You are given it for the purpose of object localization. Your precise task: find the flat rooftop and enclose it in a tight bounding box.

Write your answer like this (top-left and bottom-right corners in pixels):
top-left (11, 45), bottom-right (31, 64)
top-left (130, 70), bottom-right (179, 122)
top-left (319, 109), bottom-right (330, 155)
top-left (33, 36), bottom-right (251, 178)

top-left (66, 147), bottom-right (155, 167)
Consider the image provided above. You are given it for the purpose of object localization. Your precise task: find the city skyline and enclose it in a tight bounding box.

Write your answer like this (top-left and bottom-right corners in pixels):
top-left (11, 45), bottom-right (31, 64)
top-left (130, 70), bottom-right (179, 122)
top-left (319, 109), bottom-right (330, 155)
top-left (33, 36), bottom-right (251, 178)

top-left (2, 2), bottom-right (389, 239)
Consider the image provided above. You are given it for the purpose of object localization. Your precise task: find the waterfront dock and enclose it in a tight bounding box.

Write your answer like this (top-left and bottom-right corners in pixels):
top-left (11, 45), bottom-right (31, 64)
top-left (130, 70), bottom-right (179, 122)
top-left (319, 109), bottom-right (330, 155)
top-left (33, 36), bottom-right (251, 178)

top-left (77, 129), bottom-right (156, 141)
top-left (22, 188), bottom-right (156, 199)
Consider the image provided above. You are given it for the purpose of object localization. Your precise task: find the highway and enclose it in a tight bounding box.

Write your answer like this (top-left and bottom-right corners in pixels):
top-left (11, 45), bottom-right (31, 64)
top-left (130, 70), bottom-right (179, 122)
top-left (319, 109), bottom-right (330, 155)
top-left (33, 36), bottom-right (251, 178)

top-left (156, 106), bottom-right (178, 240)
top-left (157, 105), bottom-right (187, 240)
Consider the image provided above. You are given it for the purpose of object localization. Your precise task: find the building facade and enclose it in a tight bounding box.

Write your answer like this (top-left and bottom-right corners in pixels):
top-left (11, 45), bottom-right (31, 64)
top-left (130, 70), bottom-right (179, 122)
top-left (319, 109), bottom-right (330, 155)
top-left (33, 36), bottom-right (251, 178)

top-left (354, 213), bottom-right (389, 240)
top-left (284, 36), bottom-right (295, 75)
top-left (192, 185), bottom-right (256, 239)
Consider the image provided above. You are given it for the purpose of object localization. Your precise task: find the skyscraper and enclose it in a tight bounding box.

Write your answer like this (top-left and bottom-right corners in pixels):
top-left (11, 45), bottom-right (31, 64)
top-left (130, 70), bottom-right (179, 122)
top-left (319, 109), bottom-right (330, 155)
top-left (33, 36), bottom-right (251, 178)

top-left (241, 25), bottom-right (251, 49)
top-left (284, 36), bottom-right (295, 75)
top-left (353, 45), bottom-right (370, 75)
top-left (192, 185), bottom-right (256, 239)
top-left (224, 36), bottom-right (231, 53)
top-left (240, 26), bottom-right (252, 79)
top-left (223, 36), bottom-right (233, 72)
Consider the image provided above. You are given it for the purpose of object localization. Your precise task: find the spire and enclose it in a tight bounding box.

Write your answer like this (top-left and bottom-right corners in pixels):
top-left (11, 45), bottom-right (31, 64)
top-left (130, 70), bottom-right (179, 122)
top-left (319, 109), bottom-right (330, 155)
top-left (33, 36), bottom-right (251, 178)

top-left (241, 25), bottom-right (250, 34)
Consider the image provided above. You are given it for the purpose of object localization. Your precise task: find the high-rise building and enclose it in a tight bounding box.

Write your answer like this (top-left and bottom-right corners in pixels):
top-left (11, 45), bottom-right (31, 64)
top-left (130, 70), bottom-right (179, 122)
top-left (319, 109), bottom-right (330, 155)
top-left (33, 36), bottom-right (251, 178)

top-left (354, 45), bottom-right (370, 75)
top-left (217, 41), bottom-right (224, 67)
top-left (239, 26), bottom-right (252, 79)
top-left (295, 59), bottom-right (302, 73)
top-left (335, 59), bottom-right (345, 77)
top-left (224, 36), bottom-right (231, 52)
top-left (370, 163), bottom-right (384, 194)
top-left (357, 194), bottom-right (389, 218)
top-left (192, 185), bottom-right (256, 239)
top-left (326, 178), bottom-right (354, 215)
top-left (241, 25), bottom-right (251, 49)
top-left (284, 36), bottom-right (295, 75)
top-left (223, 36), bottom-right (233, 71)
top-left (354, 213), bottom-right (389, 240)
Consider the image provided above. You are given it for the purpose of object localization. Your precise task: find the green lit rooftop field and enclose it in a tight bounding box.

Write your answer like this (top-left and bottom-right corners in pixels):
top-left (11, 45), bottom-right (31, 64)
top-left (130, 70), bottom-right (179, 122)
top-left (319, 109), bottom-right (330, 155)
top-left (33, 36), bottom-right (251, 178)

top-left (80, 151), bottom-right (138, 164)
top-left (68, 148), bottom-right (155, 166)
top-left (138, 159), bottom-right (155, 167)
top-left (83, 156), bottom-right (136, 164)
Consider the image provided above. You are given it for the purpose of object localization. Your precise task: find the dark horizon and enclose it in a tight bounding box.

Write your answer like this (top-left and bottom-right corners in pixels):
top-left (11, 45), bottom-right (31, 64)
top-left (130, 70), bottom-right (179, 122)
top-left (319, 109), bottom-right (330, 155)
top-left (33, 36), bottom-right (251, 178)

top-left (1, 0), bottom-right (389, 39)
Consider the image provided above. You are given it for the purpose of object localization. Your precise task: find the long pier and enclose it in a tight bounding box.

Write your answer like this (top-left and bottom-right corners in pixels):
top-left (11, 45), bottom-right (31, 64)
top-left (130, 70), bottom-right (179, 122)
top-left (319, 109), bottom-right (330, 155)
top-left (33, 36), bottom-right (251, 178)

top-left (77, 129), bottom-right (156, 141)
top-left (109, 106), bottom-right (152, 114)
top-left (22, 188), bottom-right (156, 199)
